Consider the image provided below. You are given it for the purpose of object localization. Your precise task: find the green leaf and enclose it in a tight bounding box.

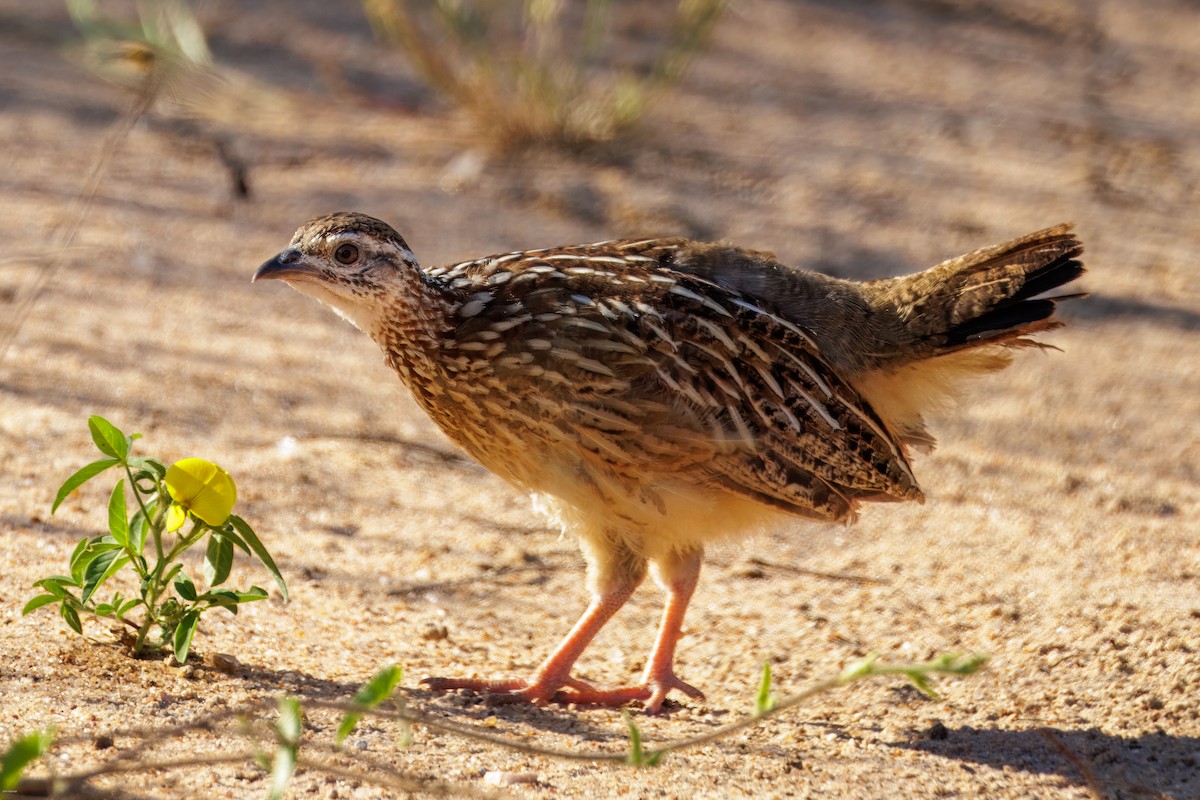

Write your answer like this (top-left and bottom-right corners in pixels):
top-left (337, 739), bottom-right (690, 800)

top-left (267, 738), bottom-right (296, 800)
top-left (939, 652), bottom-right (989, 675)
top-left (200, 587), bottom-right (267, 617)
top-left (60, 603), bottom-right (83, 635)
top-left (336, 665), bottom-right (402, 746)
top-left (127, 456), bottom-right (167, 479)
top-left (173, 572), bottom-right (198, 602)
top-left (117, 598), bottom-right (141, 618)
top-left (33, 575), bottom-right (78, 594)
top-left (88, 416), bottom-right (130, 461)
top-left (905, 670), bottom-right (938, 699)
top-left (623, 712), bottom-right (663, 767)
top-left (838, 653), bottom-right (880, 684)
top-left (267, 698), bottom-right (301, 800)
top-left (0, 728), bottom-right (56, 791)
top-left (216, 523), bottom-right (253, 556)
top-left (69, 539), bottom-right (121, 589)
top-left (200, 589), bottom-right (240, 615)
top-left (228, 515), bottom-right (287, 602)
top-left (52, 458), bottom-right (120, 513)
top-left (203, 534), bottom-right (234, 588)
top-left (21, 594), bottom-right (60, 615)
top-left (68, 537), bottom-right (91, 585)
top-left (129, 508), bottom-right (149, 556)
top-left (82, 550), bottom-right (126, 604)
top-left (754, 660), bottom-right (776, 716)
top-left (107, 480), bottom-right (129, 547)
top-left (172, 610), bottom-right (199, 663)
top-left (161, 563), bottom-right (183, 589)
top-left (94, 603), bottom-right (114, 617)
top-left (201, 585), bottom-right (267, 609)
top-left (277, 697), bottom-right (302, 745)
top-left (95, 555), bottom-right (129, 596)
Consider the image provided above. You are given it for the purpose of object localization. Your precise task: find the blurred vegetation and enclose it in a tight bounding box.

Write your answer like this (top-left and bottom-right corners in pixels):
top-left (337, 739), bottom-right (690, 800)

top-left (59, 0), bottom-right (726, 150)
top-left (363, 0), bottom-right (727, 148)
top-left (65, 0), bottom-right (210, 91)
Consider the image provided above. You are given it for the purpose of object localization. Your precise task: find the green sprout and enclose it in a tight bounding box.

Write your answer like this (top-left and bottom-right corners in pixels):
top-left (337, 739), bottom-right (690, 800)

top-left (23, 415), bottom-right (286, 662)
top-left (623, 712), bottom-right (664, 767)
top-left (754, 660), bottom-right (777, 716)
top-left (0, 729), bottom-right (55, 792)
top-left (336, 665), bottom-right (404, 747)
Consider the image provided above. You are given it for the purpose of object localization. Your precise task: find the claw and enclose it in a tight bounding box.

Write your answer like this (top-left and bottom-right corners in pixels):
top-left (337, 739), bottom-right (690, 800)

top-left (420, 673), bottom-right (590, 705)
top-left (420, 676), bottom-right (528, 693)
top-left (643, 672), bottom-right (705, 714)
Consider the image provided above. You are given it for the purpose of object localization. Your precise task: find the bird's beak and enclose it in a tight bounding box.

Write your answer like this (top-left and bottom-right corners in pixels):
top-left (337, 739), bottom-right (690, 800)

top-left (252, 249), bottom-right (319, 283)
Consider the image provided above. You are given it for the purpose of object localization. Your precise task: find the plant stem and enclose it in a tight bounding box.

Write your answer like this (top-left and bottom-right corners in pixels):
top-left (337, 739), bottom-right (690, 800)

top-left (163, 520), bottom-right (206, 563)
top-left (131, 518), bottom-right (207, 655)
top-left (132, 610), bottom-right (154, 654)
top-left (123, 463), bottom-right (154, 532)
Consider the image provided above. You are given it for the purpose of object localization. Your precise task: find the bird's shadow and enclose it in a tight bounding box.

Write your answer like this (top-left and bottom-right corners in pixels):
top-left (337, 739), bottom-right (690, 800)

top-left (212, 655), bottom-right (626, 741)
top-left (406, 685), bottom-right (639, 741)
top-left (900, 725), bottom-right (1200, 799)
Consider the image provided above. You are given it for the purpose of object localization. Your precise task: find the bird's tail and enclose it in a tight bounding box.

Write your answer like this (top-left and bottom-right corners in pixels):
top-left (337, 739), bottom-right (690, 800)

top-left (852, 225), bottom-right (1085, 450)
top-left (875, 224), bottom-right (1085, 355)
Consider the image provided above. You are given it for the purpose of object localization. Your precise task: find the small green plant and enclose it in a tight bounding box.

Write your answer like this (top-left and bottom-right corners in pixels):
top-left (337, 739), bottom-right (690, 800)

top-left (363, 0), bottom-right (727, 148)
top-left (753, 660), bottom-right (777, 716)
top-left (622, 712), bottom-right (664, 767)
top-left (0, 729), bottom-right (55, 793)
top-left (23, 415), bottom-right (286, 662)
top-left (336, 664), bottom-right (405, 746)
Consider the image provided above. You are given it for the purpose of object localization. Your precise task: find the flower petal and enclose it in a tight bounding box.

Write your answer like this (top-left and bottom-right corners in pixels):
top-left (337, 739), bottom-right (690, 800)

top-left (165, 458), bottom-right (237, 527)
top-left (165, 502), bottom-right (187, 533)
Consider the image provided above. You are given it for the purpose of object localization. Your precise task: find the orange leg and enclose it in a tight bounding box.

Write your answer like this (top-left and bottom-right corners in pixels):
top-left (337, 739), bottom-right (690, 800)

top-left (422, 574), bottom-right (640, 703)
top-left (423, 548), bottom-right (706, 713)
top-left (560, 548), bottom-right (705, 713)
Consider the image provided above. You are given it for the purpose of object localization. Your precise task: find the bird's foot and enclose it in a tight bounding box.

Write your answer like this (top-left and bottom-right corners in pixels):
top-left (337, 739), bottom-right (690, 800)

top-left (421, 671), bottom-right (703, 713)
top-left (420, 674), bottom-right (596, 705)
top-left (559, 671), bottom-right (705, 714)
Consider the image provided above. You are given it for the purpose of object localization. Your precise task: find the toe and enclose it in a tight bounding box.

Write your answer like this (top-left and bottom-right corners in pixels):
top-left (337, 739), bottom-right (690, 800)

top-left (644, 673), bottom-right (705, 714)
top-left (421, 676), bottom-right (529, 694)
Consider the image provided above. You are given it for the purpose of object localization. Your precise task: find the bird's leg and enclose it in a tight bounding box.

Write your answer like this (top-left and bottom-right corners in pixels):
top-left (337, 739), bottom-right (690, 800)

top-left (640, 547), bottom-right (706, 710)
top-left (557, 547), bottom-right (705, 713)
top-left (515, 576), bottom-right (641, 702)
top-left (422, 545), bottom-right (645, 703)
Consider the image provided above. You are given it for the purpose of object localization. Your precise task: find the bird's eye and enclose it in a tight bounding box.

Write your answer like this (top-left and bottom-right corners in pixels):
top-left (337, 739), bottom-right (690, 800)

top-left (333, 243), bottom-right (360, 265)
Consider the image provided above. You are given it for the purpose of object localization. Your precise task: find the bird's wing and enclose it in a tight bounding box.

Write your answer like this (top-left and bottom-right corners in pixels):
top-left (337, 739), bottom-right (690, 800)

top-left (441, 239), bottom-right (922, 522)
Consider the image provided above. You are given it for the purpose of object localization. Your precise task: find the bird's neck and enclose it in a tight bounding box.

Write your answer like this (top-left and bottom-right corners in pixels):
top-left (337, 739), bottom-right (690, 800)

top-left (370, 270), bottom-right (463, 388)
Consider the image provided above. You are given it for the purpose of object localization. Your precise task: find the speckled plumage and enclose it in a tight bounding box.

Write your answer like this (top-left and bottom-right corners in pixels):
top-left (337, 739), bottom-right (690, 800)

top-left (254, 213), bottom-right (1084, 711)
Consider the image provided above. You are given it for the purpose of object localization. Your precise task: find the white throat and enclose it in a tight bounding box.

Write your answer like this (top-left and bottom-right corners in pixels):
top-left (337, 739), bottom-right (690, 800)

top-left (287, 280), bottom-right (383, 337)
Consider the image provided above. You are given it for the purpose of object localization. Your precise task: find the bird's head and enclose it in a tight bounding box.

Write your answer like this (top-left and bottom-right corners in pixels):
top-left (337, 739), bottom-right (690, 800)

top-left (253, 212), bottom-right (421, 334)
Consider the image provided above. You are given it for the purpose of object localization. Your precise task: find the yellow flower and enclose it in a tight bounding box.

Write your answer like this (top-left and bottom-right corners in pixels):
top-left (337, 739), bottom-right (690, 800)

top-left (165, 458), bottom-right (237, 529)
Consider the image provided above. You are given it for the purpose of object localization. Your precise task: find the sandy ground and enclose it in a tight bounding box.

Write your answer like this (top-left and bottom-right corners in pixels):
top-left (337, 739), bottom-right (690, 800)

top-left (1, 1), bottom-right (1198, 798)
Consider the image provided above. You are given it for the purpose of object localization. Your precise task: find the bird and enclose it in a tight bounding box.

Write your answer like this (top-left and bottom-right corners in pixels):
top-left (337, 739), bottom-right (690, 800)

top-left (254, 213), bottom-right (1084, 713)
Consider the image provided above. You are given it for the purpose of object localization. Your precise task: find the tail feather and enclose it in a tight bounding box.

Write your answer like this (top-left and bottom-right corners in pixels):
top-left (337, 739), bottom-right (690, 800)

top-left (877, 223), bottom-right (1085, 356)
top-left (853, 225), bottom-right (1085, 453)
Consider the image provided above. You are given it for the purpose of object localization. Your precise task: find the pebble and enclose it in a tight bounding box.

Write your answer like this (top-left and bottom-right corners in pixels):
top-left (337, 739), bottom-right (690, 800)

top-left (420, 624), bottom-right (449, 641)
top-left (207, 653), bottom-right (241, 674)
